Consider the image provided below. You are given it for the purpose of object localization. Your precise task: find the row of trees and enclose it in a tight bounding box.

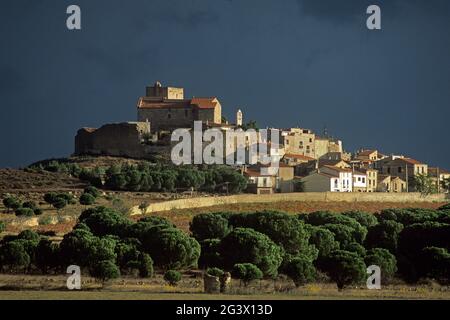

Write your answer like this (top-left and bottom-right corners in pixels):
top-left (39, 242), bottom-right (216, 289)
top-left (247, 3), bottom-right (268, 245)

top-left (3, 197), bottom-right (43, 216)
top-left (1, 204), bottom-right (449, 288)
top-left (30, 160), bottom-right (248, 194)
top-left (190, 205), bottom-right (450, 288)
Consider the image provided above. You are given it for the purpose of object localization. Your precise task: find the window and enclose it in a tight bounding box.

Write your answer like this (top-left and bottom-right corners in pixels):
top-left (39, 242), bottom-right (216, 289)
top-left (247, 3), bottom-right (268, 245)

top-left (358, 177), bottom-right (361, 182)
top-left (387, 167), bottom-right (391, 174)
top-left (263, 178), bottom-right (267, 187)
top-left (168, 113), bottom-right (171, 119)
top-left (185, 109), bottom-right (188, 117)
top-left (309, 138), bottom-right (313, 143)
top-left (421, 167), bottom-right (424, 174)
top-left (334, 179), bottom-right (338, 188)
top-left (362, 178), bottom-right (366, 184)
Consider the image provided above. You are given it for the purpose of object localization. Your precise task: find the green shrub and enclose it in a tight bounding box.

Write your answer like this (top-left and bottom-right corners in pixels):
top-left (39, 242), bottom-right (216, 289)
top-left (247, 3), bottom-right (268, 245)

top-left (232, 263), bottom-right (263, 286)
top-left (3, 196), bottom-right (22, 213)
top-left (342, 211), bottom-right (378, 228)
top-left (417, 247), bottom-right (450, 283)
top-left (18, 230), bottom-right (40, 243)
top-left (138, 253), bottom-right (154, 278)
top-left (78, 206), bottom-right (131, 237)
top-left (79, 193), bottom-right (96, 206)
top-left (22, 201), bottom-right (38, 211)
top-left (190, 213), bottom-right (231, 241)
top-left (0, 240), bottom-right (31, 271)
top-left (44, 193), bottom-right (59, 205)
top-left (138, 226), bottom-right (200, 269)
top-left (84, 186), bottom-right (101, 198)
top-left (35, 239), bottom-right (59, 273)
top-left (38, 215), bottom-right (53, 225)
top-left (90, 260), bottom-right (120, 282)
top-left (137, 216), bottom-right (175, 228)
top-left (15, 207), bottom-right (35, 217)
top-left (59, 228), bottom-right (96, 267)
top-left (307, 225), bottom-right (340, 258)
top-left (301, 211), bottom-right (367, 244)
top-left (0, 221), bottom-right (5, 233)
top-left (219, 227), bottom-right (284, 278)
top-left (319, 250), bottom-right (366, 290)
top-left (438, 203), bottom-right (450, 211)
top-left (198, 238), bottom-right (222, 268)
top-left (343, 242), bottom-right (367, 257)
top-left (164, 270), bottom-right (182, 286)
top-left (283, 256), bottom-right (316, 287)
top-left (365, 220), bottom-right (404, 253)
top-left (52, 198), bottom-right (67, 211)
top-left (322, 223), bottom-right (354, 247)
top-left (364, 248), bottom-right (397, 281)
top-left (376, 208), bottom-right (439, 226)
top-left (206, 267), bottom-right (224, 278)
top-left (229, 211), bottom-right (312, 256)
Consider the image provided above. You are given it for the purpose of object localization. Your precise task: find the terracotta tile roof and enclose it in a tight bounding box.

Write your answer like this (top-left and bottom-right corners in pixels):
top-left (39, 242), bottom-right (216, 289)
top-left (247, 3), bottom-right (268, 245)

top-left (428, 167), bottom-right (450, 175)
top-left (244, 169), bottom-right (273, 177)
top-left (283, 153), bottom-right (315, 161)
top-left (317, 172), bottom-right (339, 178)
top-left (137, 97), bottom-right (191, 109)
top-left (400, 158), bottom-right (425, 165)
top-left (191, 97), bottom-right (218, 109)
top-left (318, 159), bottom-right (348, 167)
top-left (137, 97), bottom-right (219, 110)
top-left (321, 165), bottom-right (352, 173)
top-left (357, 150), bottom-right (377, 156)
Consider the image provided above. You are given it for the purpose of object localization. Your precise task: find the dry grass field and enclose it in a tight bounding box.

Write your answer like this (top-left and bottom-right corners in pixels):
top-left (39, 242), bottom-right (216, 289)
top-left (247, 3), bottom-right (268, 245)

top-left (1, 274), bottom-right (449, 300)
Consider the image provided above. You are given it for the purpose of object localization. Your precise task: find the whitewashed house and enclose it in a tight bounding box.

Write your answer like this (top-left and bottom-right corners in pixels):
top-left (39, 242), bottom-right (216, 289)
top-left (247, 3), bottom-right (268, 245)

top-left (301, 165), bottom-right (353, 192)
top-left (352, 170), bottom-right (368, 192)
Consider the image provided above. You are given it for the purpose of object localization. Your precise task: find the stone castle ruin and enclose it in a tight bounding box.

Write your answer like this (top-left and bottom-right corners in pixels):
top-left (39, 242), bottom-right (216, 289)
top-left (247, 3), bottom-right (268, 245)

top-left (74, 82), bottom-right (227, 159)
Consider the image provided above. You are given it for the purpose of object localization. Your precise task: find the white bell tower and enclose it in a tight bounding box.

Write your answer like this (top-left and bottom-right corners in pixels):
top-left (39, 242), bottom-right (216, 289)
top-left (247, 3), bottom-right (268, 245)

top-left (236, 109), bottom-right (243, 127)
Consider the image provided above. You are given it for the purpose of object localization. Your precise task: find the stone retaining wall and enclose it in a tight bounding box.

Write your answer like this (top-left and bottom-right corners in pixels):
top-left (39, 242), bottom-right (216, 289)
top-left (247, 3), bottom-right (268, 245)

top-left (130, 192), bottom-right (449, 215)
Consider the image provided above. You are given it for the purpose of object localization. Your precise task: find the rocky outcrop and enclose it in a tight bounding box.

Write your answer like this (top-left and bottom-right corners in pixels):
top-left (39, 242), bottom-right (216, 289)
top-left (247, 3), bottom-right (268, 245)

top-left (203, 273), bottom-right (220, 294)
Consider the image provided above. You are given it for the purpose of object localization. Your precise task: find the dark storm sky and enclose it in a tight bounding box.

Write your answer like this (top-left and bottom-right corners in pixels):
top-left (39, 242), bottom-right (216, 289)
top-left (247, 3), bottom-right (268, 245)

top-left (0, 0), bottom-right (449, 168)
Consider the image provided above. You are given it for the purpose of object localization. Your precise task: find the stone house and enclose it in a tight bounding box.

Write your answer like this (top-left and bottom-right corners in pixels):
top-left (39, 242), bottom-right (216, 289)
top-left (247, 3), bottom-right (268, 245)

top-left (352, 170), bottom-right (367, 192)
top-left (358, 168), bottom-right (378, 192)
top-left (244, 168), bottom-right (276, 194)
top-left (428, 167), bottom-right (450, 193)
top-left (380, 157), bottom-right (428, 184)
top-left (137, 82), bottom-right (222, 131)
top-left (301, 165), bottom-right (353, 192)
top-left (282, 128), bottom-right (316, 158)
top-left (376, 175), bottom-right (406, 193)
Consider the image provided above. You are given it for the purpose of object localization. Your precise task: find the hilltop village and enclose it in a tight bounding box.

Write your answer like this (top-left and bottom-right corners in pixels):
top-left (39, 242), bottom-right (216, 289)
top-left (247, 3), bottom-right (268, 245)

top-left (75, 82), bottom-right (450, 195)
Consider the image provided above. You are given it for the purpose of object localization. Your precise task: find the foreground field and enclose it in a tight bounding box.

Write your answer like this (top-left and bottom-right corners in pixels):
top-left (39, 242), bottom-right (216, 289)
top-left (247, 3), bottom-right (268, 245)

top-left (0, 274), bottom-right (449, 300)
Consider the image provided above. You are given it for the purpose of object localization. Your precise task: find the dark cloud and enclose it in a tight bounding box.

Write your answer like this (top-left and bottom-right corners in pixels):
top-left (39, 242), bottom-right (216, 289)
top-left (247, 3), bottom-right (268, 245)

top-left (297, 0), bottom-right (450, 23)
top-left (0, 66), bottom-right (26, 95)
top-left (0, 0), bottom-right (449, 169)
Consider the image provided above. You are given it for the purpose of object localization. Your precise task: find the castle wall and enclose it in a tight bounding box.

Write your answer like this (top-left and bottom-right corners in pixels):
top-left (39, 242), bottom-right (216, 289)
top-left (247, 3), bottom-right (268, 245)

top-left (75, 122), bottom-right (153, 158)
top-left (138, 108), bottom-right (194, 131)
